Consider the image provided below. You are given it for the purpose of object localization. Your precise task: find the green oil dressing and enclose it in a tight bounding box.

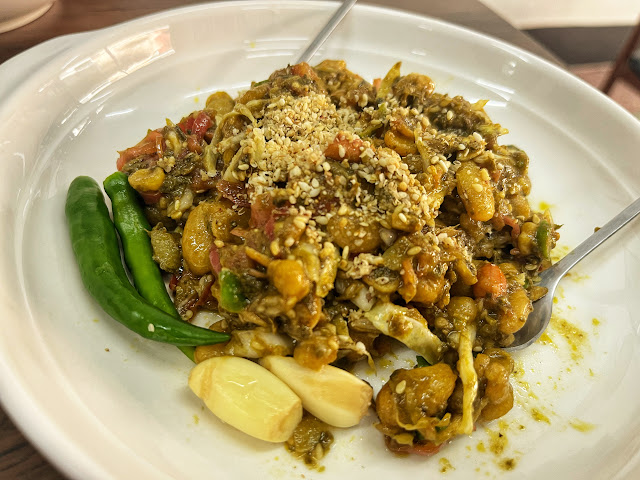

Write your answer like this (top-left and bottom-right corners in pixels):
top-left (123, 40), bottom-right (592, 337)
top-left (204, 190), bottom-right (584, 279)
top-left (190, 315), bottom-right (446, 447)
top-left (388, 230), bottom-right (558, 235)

top-left (439, 457), bottom-right (455, 473)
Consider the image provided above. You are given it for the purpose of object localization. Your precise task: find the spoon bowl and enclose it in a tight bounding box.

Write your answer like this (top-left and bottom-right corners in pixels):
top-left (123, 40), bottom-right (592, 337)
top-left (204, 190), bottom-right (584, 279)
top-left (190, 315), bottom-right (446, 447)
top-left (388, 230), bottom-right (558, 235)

top-left (505, 196), bottom-right (640, 351)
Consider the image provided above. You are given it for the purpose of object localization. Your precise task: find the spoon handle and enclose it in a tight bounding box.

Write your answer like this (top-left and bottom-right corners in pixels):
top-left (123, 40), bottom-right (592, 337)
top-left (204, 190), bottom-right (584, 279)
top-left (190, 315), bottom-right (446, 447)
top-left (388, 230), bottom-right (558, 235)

top-left (296, 0), bottom-right (357, 64)
top-left (548, 196), bottom-right (640, 281)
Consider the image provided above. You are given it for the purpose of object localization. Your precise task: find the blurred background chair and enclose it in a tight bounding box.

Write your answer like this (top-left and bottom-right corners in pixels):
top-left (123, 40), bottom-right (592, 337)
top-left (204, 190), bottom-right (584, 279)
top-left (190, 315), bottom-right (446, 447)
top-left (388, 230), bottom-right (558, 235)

top-left (602, 17), bottom-right (640, 94)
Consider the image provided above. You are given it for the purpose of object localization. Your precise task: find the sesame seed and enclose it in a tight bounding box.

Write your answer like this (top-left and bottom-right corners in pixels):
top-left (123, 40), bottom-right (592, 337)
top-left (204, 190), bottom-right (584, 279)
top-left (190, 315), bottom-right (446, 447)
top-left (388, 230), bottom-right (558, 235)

top-left (148, 323), bottom-right (155, 333)
top-left (407, 246), bottom-right (422, 256)
top-left (342, 246), bottom-right (350, 259)
top-left (398, 212), bottom-right (408, 223)
top-left (395, 380), bottom-right (407, 394)
top-left (338, 204), bottom-right (348, 216)
top-left (214, 240), bottom-right (225, 248)
top-left (473, 131), bottom-right (483, 142)
top-left (315, 215), bottom-right (328, 225)
top-left (298, 181), bottom-right (310, 191)
top-left (471, 183), bottom-right (484, 192)
top-left (446, 110), bottom-right (454, 121)
top-left (238, 164), bottom-right (249, 171)
top-left (458, 143), bottom-right (466, 150)
top-left (284, 237), bottom-right (295, 247)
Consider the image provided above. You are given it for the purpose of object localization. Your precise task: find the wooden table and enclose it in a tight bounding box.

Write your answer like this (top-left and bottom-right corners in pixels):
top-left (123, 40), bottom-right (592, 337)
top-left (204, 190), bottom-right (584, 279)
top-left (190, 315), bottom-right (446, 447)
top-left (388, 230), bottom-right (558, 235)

top-left (0, 1), bottom-right (560, 478)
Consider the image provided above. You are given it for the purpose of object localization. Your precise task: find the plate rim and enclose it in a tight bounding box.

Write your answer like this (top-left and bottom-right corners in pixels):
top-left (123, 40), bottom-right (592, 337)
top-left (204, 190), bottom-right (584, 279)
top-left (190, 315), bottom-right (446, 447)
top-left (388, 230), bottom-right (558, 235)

top-left (1, 1), bottom-right (640, 479)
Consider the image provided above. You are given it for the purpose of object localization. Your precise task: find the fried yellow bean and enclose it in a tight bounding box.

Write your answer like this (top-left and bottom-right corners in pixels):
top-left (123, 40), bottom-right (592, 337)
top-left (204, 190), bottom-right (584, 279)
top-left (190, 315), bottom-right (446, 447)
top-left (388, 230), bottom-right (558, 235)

top-left (128, 167), bottom-right (165, 192)
top-left (517, 221), bottom-right (538, 255)
top-left (384, 130), bottom-right (418, 156)
top-left (447, 296), bottom-right (478, 327)
top-left (498, 287), bottom-right (532, 334)
top-left (456, 162), bottom-right (495, 222)
top-left (327, 214), bottom-right (381, 254)
top-left (267, 259), bottom-right (311, 303)
top-left (181, 202), bottom-right (215, 275)
top-left (205, 91), bottom-right (235, 116)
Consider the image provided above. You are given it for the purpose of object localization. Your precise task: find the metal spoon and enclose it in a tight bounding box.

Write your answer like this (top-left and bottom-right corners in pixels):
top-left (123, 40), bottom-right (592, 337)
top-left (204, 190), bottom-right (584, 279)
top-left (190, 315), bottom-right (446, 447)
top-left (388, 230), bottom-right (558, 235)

top-left (506, 196), bottom-right (640, 351)
top-left (296, 0), bottom-right (357, 64)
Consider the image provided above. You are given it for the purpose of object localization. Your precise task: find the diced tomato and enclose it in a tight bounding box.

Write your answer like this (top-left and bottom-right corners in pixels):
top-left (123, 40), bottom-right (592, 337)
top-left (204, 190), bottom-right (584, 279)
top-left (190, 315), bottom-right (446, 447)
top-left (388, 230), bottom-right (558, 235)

top-left (502, 215), bottom-right (521, 242)
top-left (249, 193), bottom-right (274, 228)
top-left (473, 263), bottom-right (508, 298)
top-left (169, 276), bottom-right (177, 292)
top-left (138, 191), bottom-right (163, 205)
top-left (324, 132), bottom-right (366, 162)
top-left (264, 215), bottom-right (275, 241)
top-left (217, 180), bottom-right (249, 207)
top-left (189, 168), bottom-right (217, 193)
top-left (192, 111), bottom-right (212, 140)
top-left (178, 115), bottom-right (195, 134)
top-left (291, 62), bottom-right (320, 81)
top-left (116, 130), bottom-right (163, 170)
top-left (187, 135), bottom-right (203, 154)
top-left (209, 245), bottom-right (222, 275)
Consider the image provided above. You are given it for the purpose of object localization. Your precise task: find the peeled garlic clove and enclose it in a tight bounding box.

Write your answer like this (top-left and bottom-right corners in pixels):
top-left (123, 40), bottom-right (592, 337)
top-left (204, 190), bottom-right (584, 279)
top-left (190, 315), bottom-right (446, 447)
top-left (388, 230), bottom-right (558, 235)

top-left (260, 355), bottom-right (373, 428)
top-left (189, 356), bottom-right (302, 442)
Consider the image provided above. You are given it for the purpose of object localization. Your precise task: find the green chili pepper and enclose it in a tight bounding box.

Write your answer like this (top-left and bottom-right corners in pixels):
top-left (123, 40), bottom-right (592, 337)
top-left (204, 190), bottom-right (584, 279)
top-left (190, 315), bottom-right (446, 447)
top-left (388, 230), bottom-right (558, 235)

top-left (103, 172), bottom-right (176, 312)
top-left (219, 268), bottom-right (248, 313)
top-left (66, 176), bottom-right (230, 347)
top-left (536, 220), bottom-right (552, 259)
top-left (103, 172), bottom-right (199, 361)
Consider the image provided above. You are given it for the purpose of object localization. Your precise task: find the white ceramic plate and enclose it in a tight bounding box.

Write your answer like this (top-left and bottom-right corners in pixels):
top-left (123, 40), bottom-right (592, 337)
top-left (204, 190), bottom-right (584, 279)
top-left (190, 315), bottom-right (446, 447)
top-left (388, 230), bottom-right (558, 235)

top-left (2, 1), bottom-right (640, 479)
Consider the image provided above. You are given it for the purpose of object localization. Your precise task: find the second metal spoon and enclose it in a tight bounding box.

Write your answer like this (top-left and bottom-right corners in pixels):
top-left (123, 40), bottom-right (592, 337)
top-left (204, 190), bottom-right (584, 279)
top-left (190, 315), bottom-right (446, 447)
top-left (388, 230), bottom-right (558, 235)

top-left (296, 0), bottom-right (357, 64)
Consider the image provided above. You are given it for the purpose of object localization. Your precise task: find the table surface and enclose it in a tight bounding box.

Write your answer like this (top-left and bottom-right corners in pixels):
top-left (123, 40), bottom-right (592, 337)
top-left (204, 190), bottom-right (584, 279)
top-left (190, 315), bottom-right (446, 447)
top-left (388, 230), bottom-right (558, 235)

top-left (0, 0), bottom-right (561, 478)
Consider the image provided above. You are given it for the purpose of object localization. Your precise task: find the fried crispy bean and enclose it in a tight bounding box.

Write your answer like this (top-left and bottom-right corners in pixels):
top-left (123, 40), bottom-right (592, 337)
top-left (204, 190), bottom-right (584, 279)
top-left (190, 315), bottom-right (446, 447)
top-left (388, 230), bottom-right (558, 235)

top-left (182, 202), bottom-right (216, 275)
top-left (447, 296), bottom-right (478, 327)
top-left (267, 259), bottom-right (311, 303)
top-left (475, 351), bottom-right (514, 421)
top-left (456, 162), bottom-right (495, 222)
top-left (376, 364), bottom-right (457, 428)
top-left (205, 91), bottom-right (235, 115)
top-left (128, 166), bottom-right (165, 192)
top-left (384, 130), bottom-right (418, 156)
top-left (517, 221), bottom-right (538, 255)
top-left (326, 215), bottom-right (380, 254)
top-left (498, 286), bottom-right (532, 334)
top-left (293, 334), bottom-right (339, 370)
